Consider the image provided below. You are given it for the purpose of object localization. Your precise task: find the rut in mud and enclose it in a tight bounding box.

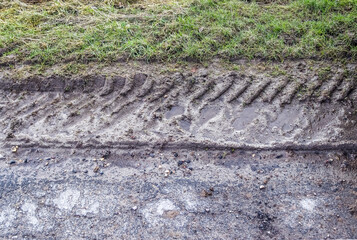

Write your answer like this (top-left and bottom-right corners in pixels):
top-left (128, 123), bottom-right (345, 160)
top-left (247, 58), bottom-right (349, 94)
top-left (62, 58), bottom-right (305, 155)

top-left (0, 61), bottom-right (356, 152)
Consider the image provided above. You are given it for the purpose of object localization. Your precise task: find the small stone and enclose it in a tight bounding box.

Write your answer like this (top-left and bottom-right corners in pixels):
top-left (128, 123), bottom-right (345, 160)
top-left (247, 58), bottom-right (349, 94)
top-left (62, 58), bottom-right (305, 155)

top-left (100, 170), bottom-right (104, 175)
top-left (84, 170), bottom-right (88, 173)
top-left (11, 146), bottom-right (18, 153)
top-left (149, 153), bottom-right (155, 158)
top-left (102, 150), bottom-right (111, 159)
top-left (93, 166), bottom-right (100, 173)
top-left (173, 152), bottom-right (179, 158)
top-left (72, 169), bottom-right (77, 174)
top-left (132, 206), bottom-right (138, 211)
top-left (205, 208), bottom-right (210, 213)
top-left (9, 160), bottom-right (16, 165)
top-left (259, 185), bottom-right (266, 190)
top-left (163, 210), bottom-right (179, 219)
top-left (263, 178), bottom-right (270, 185)
top-left (200, 189), bottom-right (213, 197)
top-left (158, 165), bottom-right (162, 169)
top-left (45, 162), bottom-right (49, 166)
top-left (326, 158), bottom-right (334, 164)
top-left (178, 160), bottom-right (185, 166)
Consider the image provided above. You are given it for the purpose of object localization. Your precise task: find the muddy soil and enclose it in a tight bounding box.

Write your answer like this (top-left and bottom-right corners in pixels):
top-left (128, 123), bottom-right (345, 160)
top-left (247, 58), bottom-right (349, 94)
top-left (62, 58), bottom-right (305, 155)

top-left (0, 60), bottom-right (356, 239)
top-left (0, 61), bottom-right (356, 151)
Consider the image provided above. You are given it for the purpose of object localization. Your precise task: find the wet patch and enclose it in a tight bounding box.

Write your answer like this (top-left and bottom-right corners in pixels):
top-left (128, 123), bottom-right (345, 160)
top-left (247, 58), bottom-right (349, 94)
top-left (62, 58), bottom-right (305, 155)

top-left (179, 118), bottom-right (191, 131)
top-left (165, 106), bottom-right (184, 119)
top-left (270, 106), bottom-right (302, 132)
top-left (232, 106), bottom-right (258, 130)
top-left (199, 105), bottom-right (221, 125)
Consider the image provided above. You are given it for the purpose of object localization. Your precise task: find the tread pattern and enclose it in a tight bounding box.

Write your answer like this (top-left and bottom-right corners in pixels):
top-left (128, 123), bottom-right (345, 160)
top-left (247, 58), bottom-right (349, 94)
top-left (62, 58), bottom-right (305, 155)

top-left (0, 69), bottom-right (355, 148)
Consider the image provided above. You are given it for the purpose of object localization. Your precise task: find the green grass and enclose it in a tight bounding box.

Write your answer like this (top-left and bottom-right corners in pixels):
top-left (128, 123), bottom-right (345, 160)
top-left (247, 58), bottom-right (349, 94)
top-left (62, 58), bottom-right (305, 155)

top-left (0, 0), bottom-right (356, 66)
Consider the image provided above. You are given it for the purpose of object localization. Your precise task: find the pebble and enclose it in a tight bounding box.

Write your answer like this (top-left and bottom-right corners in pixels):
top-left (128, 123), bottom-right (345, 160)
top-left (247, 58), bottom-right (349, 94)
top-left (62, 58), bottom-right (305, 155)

top-left (201, 189), bottom-right (213, 197)
top-left (9, 160), bottom-right (16, 165)
top-left (11, 146), bottom-right (18, 153)
top-left (132, 206), bottom-right (138, 211)
top-left (178, 160), bottom-right (185, 166)
top-left (173, 152), bottom-right (179, 158)
top-left (259, 185), bottom-right (266, 190)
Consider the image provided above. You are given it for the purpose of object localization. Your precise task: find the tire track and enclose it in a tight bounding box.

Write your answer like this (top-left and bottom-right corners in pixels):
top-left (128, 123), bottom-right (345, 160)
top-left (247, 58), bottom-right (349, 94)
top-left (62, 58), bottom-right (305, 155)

top-left (190, 78), bottom-right (216, 103)
top-left (243, 79), bottom-right (271, 105)
top-left (0, 69), bottom-right (355, 150)
top-left (318, 72), bottom-right (345, 102)
top-left (226, 76), bottom-right (253, 103)
top-left (0, 92), bottom-right (44, 121)
top-left (148, 79), bottom-right (176, 103)
top-left (207, 74), bottom-right (235, 102)
top-left (299, 76), bottom-right (321, 102)
top-left (262, 77), bottom-right (291, 103)
top-left (22, 94), bottom-right (62, 122)
top-left (336, 79), bottom-right (356, 101)
top-left (138, 78), bottom-right (155, 98)
top-left (280, 77), bottom-right (308, 105)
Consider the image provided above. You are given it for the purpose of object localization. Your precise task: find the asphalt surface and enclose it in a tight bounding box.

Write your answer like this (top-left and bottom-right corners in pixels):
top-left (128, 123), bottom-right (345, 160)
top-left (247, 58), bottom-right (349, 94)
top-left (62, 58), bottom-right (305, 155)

top-left (0, 149), bottom-right (356, 239)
